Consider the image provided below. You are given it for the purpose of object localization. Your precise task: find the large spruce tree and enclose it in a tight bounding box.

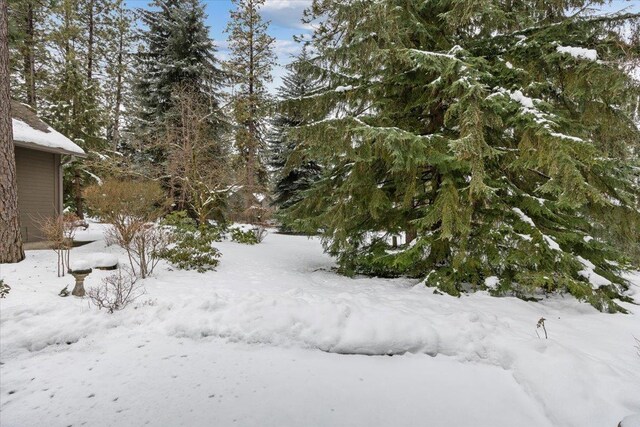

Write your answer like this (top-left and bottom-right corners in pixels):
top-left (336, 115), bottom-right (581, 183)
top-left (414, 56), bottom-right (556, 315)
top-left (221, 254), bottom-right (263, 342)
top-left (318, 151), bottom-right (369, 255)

top-left (285, 0), bottom-right (640, 312)
top-left (269, 47), bottom-right (322, 227)
top-left (136, 0), bottom-right (223, 133)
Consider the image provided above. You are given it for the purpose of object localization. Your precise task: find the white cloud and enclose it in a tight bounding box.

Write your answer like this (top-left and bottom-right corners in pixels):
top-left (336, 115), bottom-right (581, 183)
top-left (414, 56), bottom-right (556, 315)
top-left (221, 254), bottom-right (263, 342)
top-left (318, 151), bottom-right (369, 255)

top-left (262, 0), bottom-right (312, 30)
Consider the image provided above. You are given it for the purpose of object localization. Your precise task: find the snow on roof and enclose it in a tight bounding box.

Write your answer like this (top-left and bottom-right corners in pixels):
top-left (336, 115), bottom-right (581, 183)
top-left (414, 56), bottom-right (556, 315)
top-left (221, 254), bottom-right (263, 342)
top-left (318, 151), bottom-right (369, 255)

top-left (11, 101), bottom-right (85, 156)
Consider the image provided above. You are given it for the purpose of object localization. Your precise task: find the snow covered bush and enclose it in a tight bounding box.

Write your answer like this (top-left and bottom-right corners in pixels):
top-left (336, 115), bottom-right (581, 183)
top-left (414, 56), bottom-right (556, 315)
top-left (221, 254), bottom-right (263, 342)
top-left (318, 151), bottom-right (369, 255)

top-left (160, 211), bottom-right (222, 272)
top-left (84, 179), bottom-right (169, 278)
top-left (87, 269), bottom-right (145, 314)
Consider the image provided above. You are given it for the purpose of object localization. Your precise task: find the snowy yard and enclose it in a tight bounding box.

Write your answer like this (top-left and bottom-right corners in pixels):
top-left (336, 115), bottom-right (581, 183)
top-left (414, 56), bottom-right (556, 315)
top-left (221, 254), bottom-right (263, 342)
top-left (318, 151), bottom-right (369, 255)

top-left (1, 225), bottom-right (639, 427)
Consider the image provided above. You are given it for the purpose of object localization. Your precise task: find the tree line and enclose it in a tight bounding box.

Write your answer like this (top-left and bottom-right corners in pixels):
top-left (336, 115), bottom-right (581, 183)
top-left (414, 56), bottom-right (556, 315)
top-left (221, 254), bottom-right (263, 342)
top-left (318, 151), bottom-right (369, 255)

top-left (7, 0), bottom-right (277, 223)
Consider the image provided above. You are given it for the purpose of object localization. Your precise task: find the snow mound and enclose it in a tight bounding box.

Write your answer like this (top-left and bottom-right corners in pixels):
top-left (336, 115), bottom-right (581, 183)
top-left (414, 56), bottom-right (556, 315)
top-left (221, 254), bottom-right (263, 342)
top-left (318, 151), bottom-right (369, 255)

top-left (620, 414), bottom-right (640, 427)
top-left (69, 253), bottom-right (118, 271)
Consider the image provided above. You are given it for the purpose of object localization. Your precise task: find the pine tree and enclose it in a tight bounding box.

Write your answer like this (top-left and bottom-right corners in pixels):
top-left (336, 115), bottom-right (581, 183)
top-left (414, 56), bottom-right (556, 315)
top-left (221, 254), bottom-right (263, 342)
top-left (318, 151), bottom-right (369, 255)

top-left (225, 0), bottom-right (275, 220)
top-left (286, 0), bottom-right (640, 312)
top-left (269, 46), bottom-right (322, 227)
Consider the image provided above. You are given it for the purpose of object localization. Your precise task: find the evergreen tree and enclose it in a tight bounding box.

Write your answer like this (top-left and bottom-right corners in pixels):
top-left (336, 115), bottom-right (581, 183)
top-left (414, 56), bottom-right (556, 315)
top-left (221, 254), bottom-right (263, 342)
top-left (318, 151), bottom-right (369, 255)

top-left (135, 0), bottom-right (226, 212)
top-left (44, 0), bottom-right (107, 216)
top-left (286, 0), bottom-right (640, 312)
top-left (7, 0), bottom-right (51, 109)
top-left (225, 0), bottom-right (275, 220)
top-left (135, 0), bottom-right (223, 133)
top-left (103, 0), bottom-right (135, 151)
top-left (269, 47), bottom-right (322, 226)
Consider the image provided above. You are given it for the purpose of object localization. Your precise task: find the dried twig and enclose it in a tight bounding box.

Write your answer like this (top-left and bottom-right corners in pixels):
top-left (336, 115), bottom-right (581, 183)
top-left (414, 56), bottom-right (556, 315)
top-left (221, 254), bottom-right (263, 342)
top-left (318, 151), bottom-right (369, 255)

top-left (536, 317), bottom-right (548, 339)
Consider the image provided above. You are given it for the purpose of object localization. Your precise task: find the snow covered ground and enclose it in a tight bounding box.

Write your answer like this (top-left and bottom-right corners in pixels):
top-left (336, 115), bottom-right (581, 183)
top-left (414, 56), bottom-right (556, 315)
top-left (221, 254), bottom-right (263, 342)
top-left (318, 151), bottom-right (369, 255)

top-left (1, 225), bottom-right (639, 427)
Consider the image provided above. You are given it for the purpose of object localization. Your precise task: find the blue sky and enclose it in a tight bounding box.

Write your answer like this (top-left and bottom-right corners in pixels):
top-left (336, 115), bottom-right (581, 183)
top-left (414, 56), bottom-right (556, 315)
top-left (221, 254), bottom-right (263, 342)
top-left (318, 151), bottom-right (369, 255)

top-left (127, 0), bottom-right (639, 91)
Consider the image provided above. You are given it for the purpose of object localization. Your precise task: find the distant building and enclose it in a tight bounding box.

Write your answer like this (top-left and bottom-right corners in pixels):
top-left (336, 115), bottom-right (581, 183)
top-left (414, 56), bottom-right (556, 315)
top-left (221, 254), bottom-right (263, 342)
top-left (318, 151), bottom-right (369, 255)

top-left (11, 101), bottom-right (85, 242)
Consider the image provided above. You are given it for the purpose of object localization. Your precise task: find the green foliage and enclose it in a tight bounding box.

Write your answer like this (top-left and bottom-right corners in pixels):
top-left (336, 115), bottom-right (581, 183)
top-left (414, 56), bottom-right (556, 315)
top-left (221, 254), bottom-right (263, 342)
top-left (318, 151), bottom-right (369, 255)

top-left (270, 47), bottom-right (323, 232)
top-left (136, 0), bottom-right (223, 126)
top-left (284, 0), bottom-right (640, 312)
top-left (230, 227), bottom-right (259, 245)
top-left (160, 211), bottom-right (223, 272)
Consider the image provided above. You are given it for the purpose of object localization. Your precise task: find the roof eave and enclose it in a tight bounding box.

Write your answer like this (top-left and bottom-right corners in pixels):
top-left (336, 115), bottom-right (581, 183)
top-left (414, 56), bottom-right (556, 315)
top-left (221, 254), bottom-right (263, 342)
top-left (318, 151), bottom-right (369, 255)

top-left (14, 139), bottom-right (87, 158)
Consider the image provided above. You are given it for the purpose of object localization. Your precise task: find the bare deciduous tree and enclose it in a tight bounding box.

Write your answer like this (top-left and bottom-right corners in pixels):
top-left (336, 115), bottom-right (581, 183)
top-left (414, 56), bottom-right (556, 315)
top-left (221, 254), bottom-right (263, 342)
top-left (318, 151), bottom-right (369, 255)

top-left (37, 213), bottom-right (81, 276)
top-left (164, 86), bottom-right (235, 225)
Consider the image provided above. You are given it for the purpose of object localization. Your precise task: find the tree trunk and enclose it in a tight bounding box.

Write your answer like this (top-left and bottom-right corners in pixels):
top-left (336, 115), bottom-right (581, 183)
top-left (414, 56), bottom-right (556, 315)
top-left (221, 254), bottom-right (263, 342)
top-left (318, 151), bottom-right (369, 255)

top-left (112, 28), bottom-right (123, 151)
top-left (74, 168), bottom-right (84, 219)
top-left (86, 0), bottom-right (94, 81)
top-left (0, 0), bottom-right (26, 263)
top-left (245, 3), bottom-right (256, 215)
top-left (22, 1), bottom-right (36, 109)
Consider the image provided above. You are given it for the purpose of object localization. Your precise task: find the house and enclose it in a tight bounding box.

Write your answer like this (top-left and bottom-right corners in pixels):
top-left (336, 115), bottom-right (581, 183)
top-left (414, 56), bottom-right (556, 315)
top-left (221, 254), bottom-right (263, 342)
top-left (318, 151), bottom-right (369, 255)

top-left (11, 101), bottom-right (86, 242)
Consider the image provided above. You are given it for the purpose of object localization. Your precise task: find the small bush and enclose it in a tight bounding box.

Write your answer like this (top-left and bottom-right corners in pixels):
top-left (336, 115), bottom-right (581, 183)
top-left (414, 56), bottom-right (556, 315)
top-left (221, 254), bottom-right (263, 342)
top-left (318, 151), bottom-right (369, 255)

top-left (161, 228), bottom-right (222, 272)
top-left (0, 279), bottom-right (10, 298)
top-left (87, 269), bottom-right (145, 313)
top-left (230, 226), bottom-right (267, 244)
top-left (85, 179), bottom-right (169, 278)
top-left (162, 210), bottom-right (226, 240)
top-left (160, 211), bottom-right (223, 272)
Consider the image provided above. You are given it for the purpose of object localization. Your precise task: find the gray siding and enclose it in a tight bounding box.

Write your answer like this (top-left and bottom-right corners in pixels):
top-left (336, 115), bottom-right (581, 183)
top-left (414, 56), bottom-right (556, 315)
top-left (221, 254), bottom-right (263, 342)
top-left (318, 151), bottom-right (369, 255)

top-left (14, 146), bottom-right (61, 242)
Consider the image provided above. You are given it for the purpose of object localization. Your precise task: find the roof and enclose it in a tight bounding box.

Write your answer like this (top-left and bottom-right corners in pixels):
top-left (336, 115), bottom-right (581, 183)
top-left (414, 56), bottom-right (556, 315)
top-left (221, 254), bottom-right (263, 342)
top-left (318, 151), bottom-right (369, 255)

top-left (11, 101), bottom-right (86, 157)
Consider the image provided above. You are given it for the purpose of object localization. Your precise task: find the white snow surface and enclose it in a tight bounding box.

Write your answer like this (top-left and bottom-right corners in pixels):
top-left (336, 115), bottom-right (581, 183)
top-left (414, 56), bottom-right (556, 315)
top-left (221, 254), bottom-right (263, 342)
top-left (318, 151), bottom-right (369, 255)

top-left (512, 207), bottom-right (535, 227)
top-left (69, 253), bottom-right (119, 271)
top-left (1, 229), bottom-right (639, 427)
top-left (12, 118), bottom-right (85, 155)
top-left (576, 255), bottom-right (612, 289)
top-left (556, 45), bottom-right (598, 61)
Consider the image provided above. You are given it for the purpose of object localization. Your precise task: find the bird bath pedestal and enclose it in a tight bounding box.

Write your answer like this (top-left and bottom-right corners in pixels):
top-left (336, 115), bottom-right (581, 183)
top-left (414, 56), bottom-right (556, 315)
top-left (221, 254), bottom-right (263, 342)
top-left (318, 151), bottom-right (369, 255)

top-left (70, 268), bottom-right (92, 297)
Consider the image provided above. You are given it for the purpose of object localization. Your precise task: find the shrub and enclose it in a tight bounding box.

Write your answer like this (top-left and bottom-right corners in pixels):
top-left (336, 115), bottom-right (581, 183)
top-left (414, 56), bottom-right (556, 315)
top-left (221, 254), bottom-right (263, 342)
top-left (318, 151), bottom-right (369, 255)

top-left (84, 179), bottom-right (169, 278)
top-left (230, 227), bottom-right (259, 244)
top-left (230, 226), bottom-right (268, 244)
top-left (87, 269), bottom-right (145, 313)
top-left (0, 279), bottom-right (10, 298)
top-left (37, 213), bottom-right (81, 277)
top-left (160, 229), bottom-right (222, 272)
top-left (160, 211), bottom-right (222, 272)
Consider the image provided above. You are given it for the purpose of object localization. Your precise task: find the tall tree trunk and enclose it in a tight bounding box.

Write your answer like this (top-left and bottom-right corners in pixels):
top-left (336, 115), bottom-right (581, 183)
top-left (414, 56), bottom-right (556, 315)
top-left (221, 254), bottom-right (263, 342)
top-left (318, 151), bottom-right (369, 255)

top-left (86, 0), bottom-right (94, 81)
top-left (22, 1), bottom-right (36, 109)
top-left (111, 23), bottom-right (124, 151)
top-left (245, 3), bottom-right (256, 215)
top-left (74, 168), bottom-right (83, 218)
top-left (112, 28), bottom-right (123, 151)
top-left (0, 0), bottom-right (25, 263)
